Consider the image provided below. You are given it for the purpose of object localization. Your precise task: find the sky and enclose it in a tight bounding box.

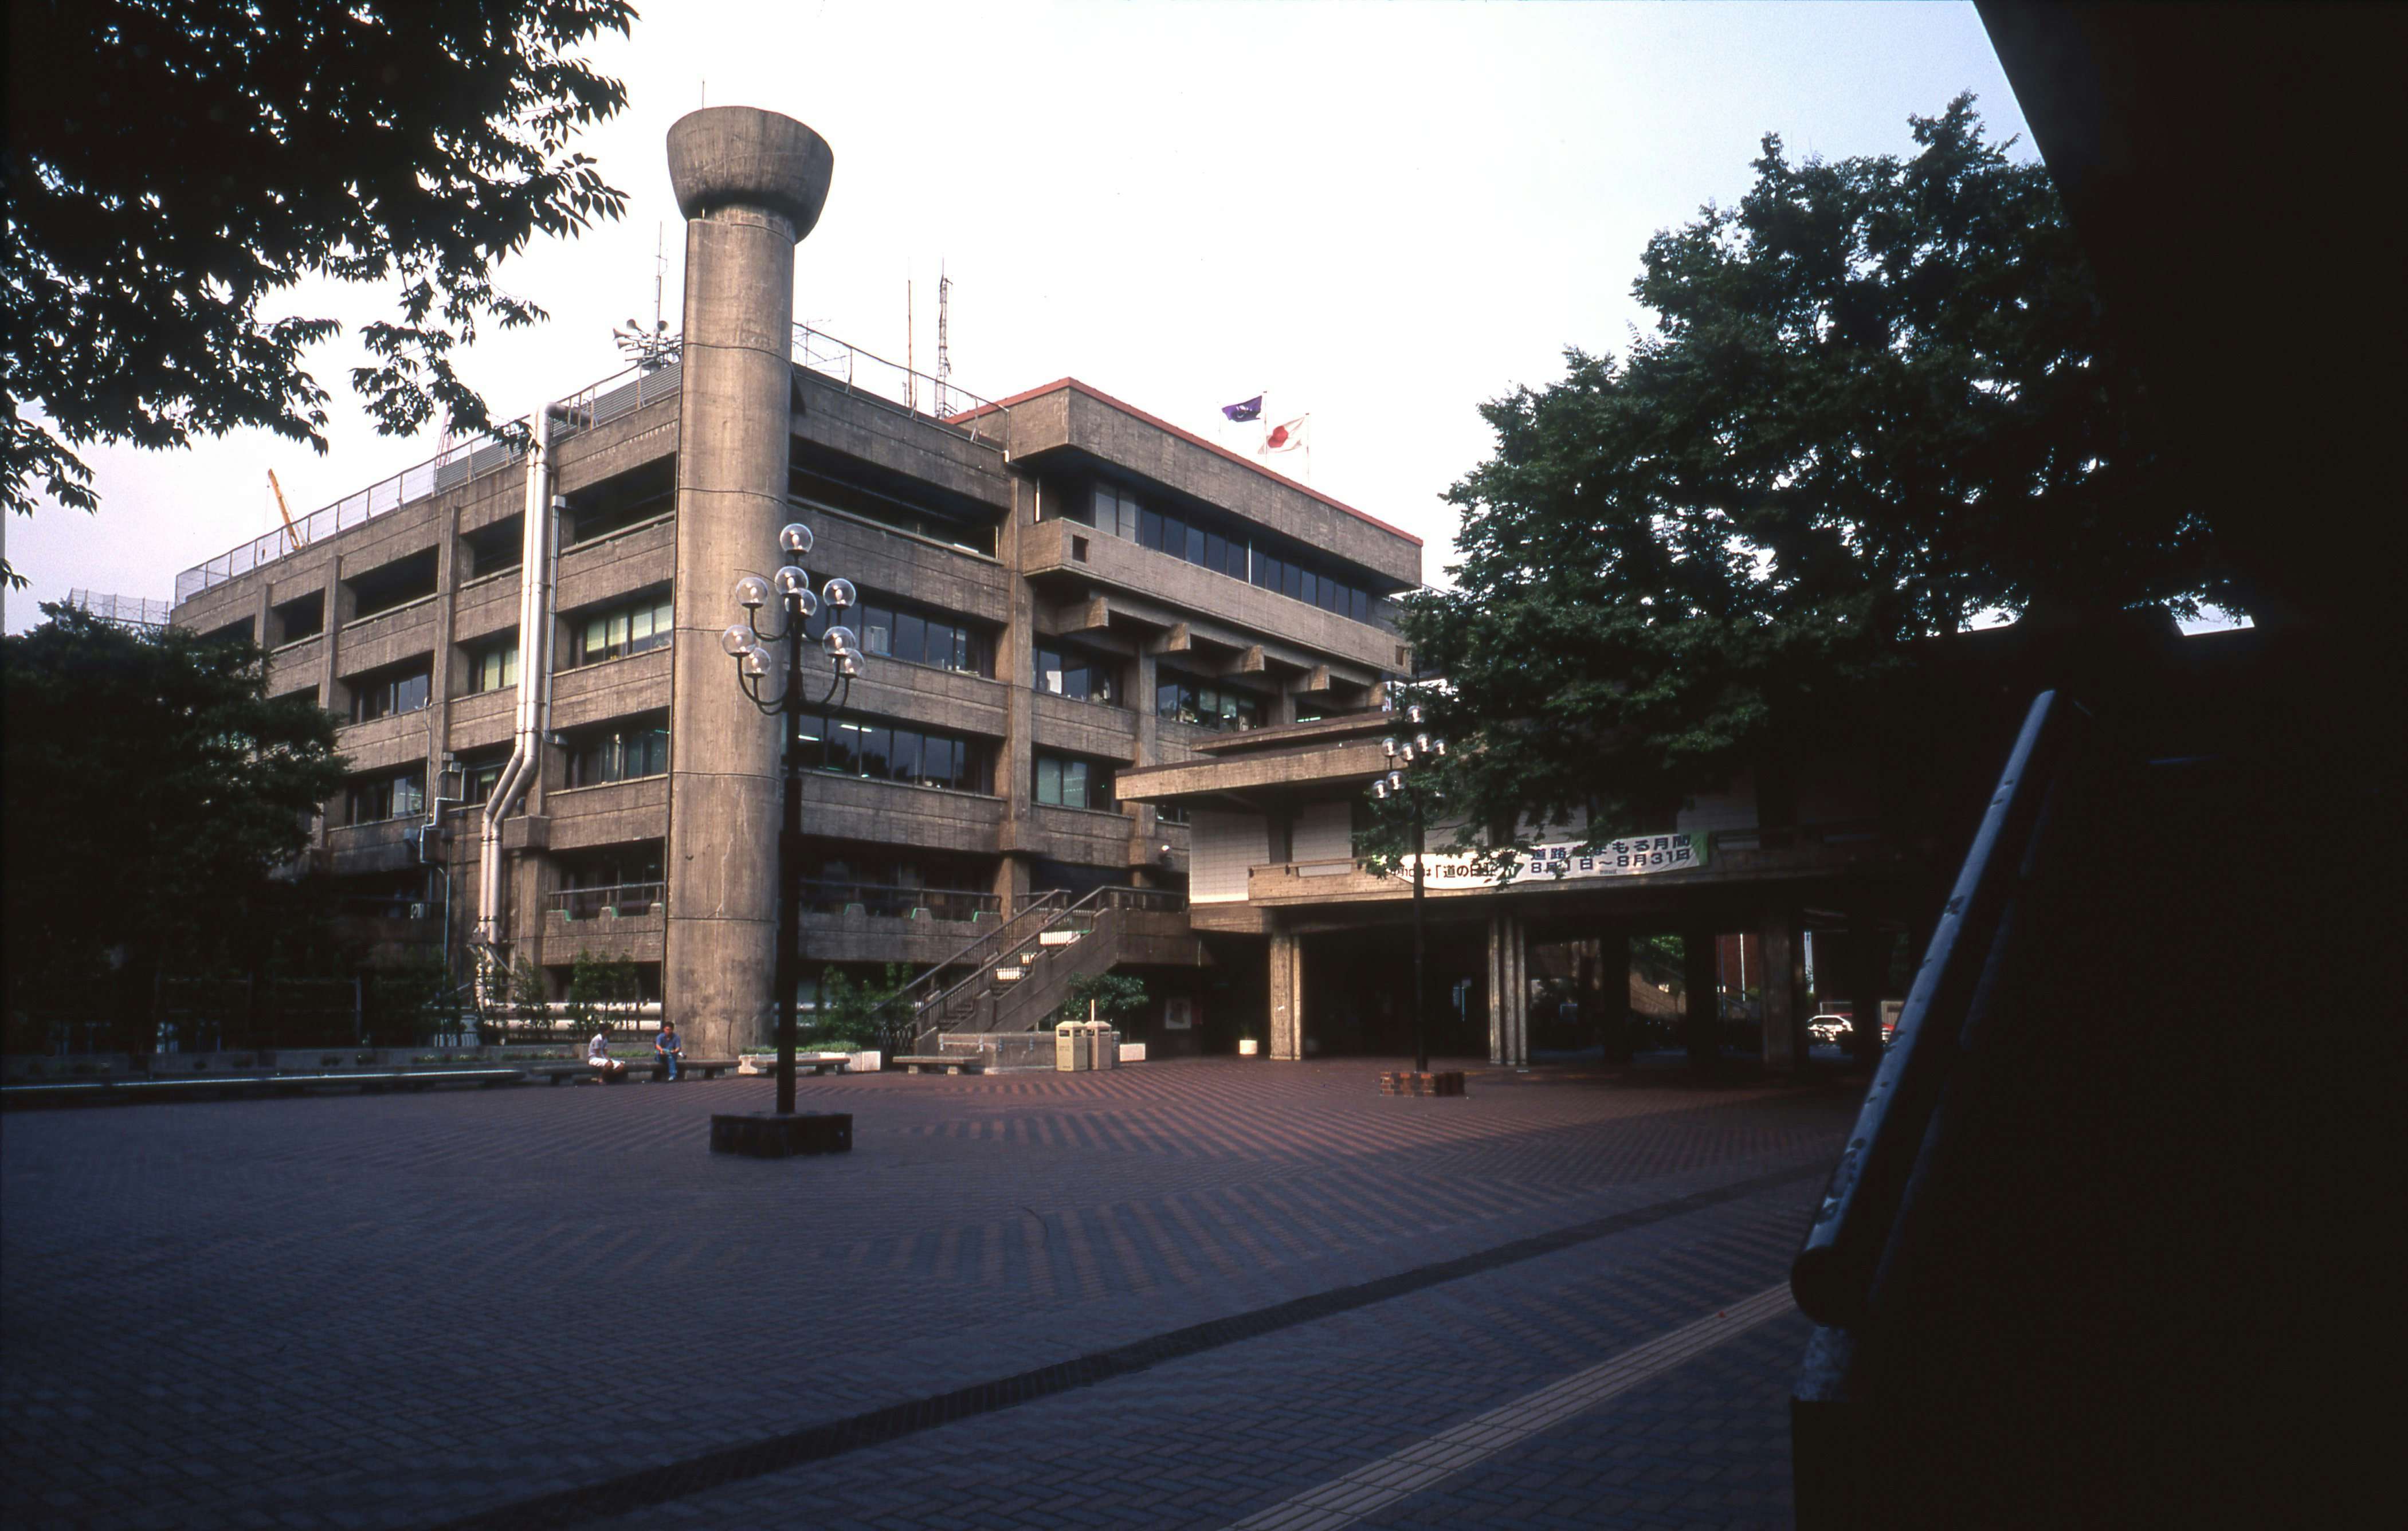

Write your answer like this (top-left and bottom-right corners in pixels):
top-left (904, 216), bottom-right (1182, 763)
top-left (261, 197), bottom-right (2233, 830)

top-left (5, 0), bottom-right (2080, 633)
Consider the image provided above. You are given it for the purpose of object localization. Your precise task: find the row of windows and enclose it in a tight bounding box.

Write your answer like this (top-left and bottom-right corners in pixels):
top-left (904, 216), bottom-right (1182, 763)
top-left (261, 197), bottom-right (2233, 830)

top-left (347, 770), bottom-right (426, 825)
top-left (1084, 484), bottom-right (1377, 623)
top-left (851, 599), bottom-right (989, 676)
top-left (351, 664), bottom-right (432, 724)
top-left (567, 720), bottom-right (670, 788)
top-left (1034, 752), bottom-right (1113, 812)
top-left (1156, 669), bottom-right (1265, 732)
top-left (799, 715), bottom-right (992, 792)
top-left (578, 592), bottom-right (673, 666)
top-left (1036, 643), bottom-right (1118, 705)
top-left (467, 640), bottom-right (517, 694)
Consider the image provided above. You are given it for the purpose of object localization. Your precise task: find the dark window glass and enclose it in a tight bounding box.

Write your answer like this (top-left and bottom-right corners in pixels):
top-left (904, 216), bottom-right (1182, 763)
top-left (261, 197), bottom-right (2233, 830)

top-left (466, 639), bottom-right (517, 694)
top-left (1185, 524), bottom-right (1207, 565)
top-left (857, 604), bottom-right (893, 657)
top-left (1157, 668), bottom-right (1262, 732)
top-left (1139, 507), bottom-right (1163, 550)
top-left (566, 720), bottom-right (670, 787)
top-left (1255, 554), bottom-right (1279, 591)
top-left (351, 661), bottom-right (433, 723)
top-left (1283, 562), bottom-right (1303, 599)
top-left (1156, 803), bottom-right (1191, 826)
top-left (848, 723), bottom-right (889, 779)
top-left (1351, 587), bottom-right (1368, 622)
top-left (347, 770), bottom-right (427, 825)
top-left (1034, 753), bottom-right (1113, 811)
top-left (1227, 538), bottom-right (1250, 579)
top-left (1203, 532), bottom-right (1225, 572)
top-left (1299, 568), bottom-right (1318, 607)
top-left (576, 592), bottom-right (673, 666)
top-left (892, 612), bottom-right (926, 667)
top-left (888, 729), bottom-right (921, 784)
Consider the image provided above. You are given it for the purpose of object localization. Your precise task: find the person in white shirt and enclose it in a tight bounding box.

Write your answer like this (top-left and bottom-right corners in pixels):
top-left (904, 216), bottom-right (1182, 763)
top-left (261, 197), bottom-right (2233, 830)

top-left (587, 1031), bottom-right (626, 1077)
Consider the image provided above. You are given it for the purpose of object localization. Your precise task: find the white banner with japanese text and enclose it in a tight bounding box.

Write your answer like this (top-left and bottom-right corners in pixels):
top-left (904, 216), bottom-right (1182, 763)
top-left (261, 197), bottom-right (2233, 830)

top-left (1394, 832), bottom-right (1708, 889)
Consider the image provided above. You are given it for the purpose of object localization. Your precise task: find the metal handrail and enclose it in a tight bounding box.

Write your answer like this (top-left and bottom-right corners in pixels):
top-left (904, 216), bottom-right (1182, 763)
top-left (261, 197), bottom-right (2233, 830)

top-left (909, 884), bottom-right (1187, 1037)
top-left (1791, 690), bottom-right (2088, 1328)
top-left (544, 881), bottom-right (665, 920)
top-left (895, 890), bottom-right (1070, 1021)
top-left (173, 360), bottom-right (678, 604)
top-left (799, 880), bottom-right (1001, 920)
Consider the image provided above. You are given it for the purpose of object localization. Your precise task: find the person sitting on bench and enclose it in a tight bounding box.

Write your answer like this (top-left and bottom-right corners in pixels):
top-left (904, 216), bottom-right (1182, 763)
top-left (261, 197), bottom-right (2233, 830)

top-left (654, 1022), bottom-right (683, 1081)
top-left (587, 1031), bottom-right (626, 1078)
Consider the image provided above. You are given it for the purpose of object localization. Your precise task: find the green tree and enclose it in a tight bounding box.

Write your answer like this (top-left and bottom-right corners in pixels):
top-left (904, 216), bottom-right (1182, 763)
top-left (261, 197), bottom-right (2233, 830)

top-left (506, 955), bottom-right (552, 1042)
top-left (1062, 973), bottom-right (1147, 1027)
top-left (811, 963), bottom-right (917, 1053)
top-left (2, 0), bottom-right (635, 587)
top-left (2, 606), bottom-right (347, 1050)
top-left (1403, 97), bottom-right (2205, 857)
top-left (566, 949), bottom-right (639, 1034)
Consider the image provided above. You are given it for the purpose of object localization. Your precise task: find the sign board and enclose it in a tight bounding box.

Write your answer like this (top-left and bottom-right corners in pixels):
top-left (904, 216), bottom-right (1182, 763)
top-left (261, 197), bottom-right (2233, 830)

top-left (1163, 996), bottom-right (1194, 1031)
top-left (1393, 832), bottom-right (1708, 890)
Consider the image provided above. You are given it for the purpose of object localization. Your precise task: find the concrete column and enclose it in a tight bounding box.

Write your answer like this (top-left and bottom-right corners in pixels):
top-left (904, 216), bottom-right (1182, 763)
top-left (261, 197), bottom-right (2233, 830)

top-left (1682, 925), bottom-right (1720, 1068)
top-left (1268, 930), bottom-right (1304, 1060)
top-left (1845, 909), bottom-right (1891, 1069)
top-left (1595, 925), bottom-right (1631, 1062)
top-left (660, 108), bottom-right (834, 1058)
top-left (1487, 913), bottom-right (1528, 1066)
top-left (1760, 907), bottom-right (1809, 1071)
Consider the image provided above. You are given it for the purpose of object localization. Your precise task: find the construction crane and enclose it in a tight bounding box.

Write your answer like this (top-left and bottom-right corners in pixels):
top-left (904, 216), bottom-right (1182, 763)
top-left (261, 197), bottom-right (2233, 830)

top-left (267, 470), bottom-right (304, 553)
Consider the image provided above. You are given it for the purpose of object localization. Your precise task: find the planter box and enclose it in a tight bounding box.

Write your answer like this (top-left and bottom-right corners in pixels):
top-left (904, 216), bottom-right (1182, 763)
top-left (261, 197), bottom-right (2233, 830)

top-left (1118, 1042), bottom-right (1146, 1063)
top-left (1237, 1039), bottom-right (1260, 1057)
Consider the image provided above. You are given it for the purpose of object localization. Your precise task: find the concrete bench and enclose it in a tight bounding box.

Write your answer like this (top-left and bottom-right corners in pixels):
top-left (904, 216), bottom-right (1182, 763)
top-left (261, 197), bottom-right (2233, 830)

top-left (738, 1055), bottom-right (852, 1077)
top-left (652, 1057), bottom-right (738, 1081)
top-left (893, 1055), bottom-right (985, 1075)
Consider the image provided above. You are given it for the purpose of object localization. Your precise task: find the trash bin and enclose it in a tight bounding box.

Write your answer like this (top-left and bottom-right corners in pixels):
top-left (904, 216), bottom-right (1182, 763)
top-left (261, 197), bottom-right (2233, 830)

top-left (1056, 1021), bottom-right (1088, 1072)
top-left (1102, 1024), bottom-right (1122, 1070)
top-left (1087, 1022), bottom-right (1117, 1071)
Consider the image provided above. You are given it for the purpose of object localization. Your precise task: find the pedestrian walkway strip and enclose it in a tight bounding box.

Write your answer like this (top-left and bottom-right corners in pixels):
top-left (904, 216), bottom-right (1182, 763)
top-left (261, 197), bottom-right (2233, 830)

top-left (1223, 1283), bottom-right (1797, 1531)
top-left (429, 1162), bottom-right (1823, 1530)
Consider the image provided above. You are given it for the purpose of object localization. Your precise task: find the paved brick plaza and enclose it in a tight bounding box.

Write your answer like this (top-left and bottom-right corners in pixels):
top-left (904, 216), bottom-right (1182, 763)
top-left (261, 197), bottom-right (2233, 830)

top-left (1, 1059), bottom-right (1856, 1529)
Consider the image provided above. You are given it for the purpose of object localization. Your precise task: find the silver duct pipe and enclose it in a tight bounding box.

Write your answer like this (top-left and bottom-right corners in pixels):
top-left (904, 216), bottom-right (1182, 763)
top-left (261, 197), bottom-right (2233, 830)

top-left (474, 405), bottom-right (562, 1002)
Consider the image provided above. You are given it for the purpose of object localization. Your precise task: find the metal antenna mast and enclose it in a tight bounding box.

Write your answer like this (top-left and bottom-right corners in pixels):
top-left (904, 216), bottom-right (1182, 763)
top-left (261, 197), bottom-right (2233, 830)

top-left (935, 264), bottom-right (953, 418)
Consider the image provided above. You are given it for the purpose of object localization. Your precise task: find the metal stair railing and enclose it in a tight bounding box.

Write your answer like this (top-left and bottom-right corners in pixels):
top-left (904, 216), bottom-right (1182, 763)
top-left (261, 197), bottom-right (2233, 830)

top-left (913, 885), bottom-right (1188, 1048)
top-left (1791, 689), bottom-right (2090, 1329)
top-left (893, 890), bottom-right (1068, 1035)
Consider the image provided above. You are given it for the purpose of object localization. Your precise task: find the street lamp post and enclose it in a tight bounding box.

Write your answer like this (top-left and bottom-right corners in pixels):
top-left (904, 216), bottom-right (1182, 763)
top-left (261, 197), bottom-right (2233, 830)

top-left (1373, 703), bottom-right (1446, 1075)
top-left (721, 520), bottom-right (863, 1117)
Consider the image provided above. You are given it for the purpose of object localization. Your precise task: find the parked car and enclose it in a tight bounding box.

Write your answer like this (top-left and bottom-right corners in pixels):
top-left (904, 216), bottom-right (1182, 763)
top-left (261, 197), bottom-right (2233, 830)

top-left (1807, 1014), bottom-right (1852, 1045)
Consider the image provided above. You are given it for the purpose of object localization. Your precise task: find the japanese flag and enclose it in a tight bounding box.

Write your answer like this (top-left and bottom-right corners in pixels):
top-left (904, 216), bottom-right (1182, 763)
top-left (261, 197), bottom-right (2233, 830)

top-left (1260, 415), bottom-right (1308, 454)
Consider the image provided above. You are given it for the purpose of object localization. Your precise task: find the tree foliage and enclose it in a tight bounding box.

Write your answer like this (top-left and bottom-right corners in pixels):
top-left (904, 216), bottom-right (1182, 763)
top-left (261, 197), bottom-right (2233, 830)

top-left (2, 606), bottom-right (348, 1045)
top-left (1062, 972), bottom-right (1147, 1024)
top-left (1403, 97), bottom-right (2202, 853)
top-left (811, 963), bottom-right (917, 1053)
top-left (2, 0), bottom-right (636, 585)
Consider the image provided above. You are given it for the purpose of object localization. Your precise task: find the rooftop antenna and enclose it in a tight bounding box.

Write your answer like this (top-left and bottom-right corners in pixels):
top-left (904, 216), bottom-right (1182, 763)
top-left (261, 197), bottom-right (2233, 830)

top-left (611, 223), bottom-right (677, 370)
top-left (905, 272), bottom-right (917, 414)
top-left (934, 263), bottom-right (953, 419)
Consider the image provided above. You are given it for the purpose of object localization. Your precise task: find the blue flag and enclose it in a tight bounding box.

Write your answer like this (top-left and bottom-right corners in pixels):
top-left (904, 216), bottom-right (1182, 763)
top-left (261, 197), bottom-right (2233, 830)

top-left (1221, 395), bottom-right (1262, 422)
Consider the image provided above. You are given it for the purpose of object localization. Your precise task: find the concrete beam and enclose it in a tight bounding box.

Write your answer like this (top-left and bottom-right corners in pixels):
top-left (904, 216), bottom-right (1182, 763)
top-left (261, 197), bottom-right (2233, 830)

top-left (1148, 622), bottom-right (1191, 655)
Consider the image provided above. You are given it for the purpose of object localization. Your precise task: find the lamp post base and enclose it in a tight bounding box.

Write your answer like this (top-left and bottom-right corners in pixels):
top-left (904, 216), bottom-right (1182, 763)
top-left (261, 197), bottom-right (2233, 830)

top-left (1379, 1070), bottom-right (1466, 1098)
top-left (709, 1110), bottom-right (853, 1157)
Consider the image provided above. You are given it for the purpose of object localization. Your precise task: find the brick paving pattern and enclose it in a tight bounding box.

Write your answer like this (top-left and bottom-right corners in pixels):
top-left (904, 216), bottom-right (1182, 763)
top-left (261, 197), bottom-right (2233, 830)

top-left (1, 1059), bottom-right (1855, 1529)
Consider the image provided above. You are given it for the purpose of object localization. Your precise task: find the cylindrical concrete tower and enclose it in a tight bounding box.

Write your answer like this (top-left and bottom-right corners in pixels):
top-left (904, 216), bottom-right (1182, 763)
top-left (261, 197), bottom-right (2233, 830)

top-left (661, 107), bottom-right (834, 1057)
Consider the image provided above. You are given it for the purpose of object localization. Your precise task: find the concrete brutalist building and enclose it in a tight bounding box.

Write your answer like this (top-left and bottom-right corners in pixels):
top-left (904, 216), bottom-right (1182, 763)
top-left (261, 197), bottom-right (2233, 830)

top-left (167, 107), bottom-right (1422, 1059)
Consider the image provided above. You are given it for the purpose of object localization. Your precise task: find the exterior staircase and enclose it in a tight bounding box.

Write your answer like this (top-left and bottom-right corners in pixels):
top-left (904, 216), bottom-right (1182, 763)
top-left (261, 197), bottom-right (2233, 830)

top-left (899, 885), bottom-right (1187, 1053)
